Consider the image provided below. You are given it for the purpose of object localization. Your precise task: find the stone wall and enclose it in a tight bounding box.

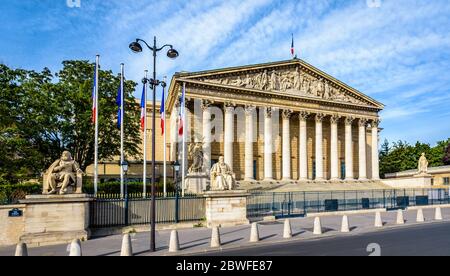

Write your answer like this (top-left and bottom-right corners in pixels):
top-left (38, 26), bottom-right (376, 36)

top-left (0, 205), bottom-right (25, 246)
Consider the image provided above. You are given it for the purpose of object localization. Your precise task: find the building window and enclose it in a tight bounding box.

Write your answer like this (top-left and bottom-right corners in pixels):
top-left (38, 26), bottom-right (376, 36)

top-left (341, 161), bottom-right (346, 180)
top-left (444, 177), bottom-right (450, 186)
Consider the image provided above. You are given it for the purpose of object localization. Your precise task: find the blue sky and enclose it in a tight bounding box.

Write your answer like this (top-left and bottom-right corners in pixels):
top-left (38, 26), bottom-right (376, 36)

top-left (1, 0), bottom-right (450, 145)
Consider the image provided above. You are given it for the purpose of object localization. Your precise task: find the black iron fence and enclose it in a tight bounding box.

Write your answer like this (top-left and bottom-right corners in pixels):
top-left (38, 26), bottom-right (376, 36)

top-left (89, 193), bottom-right (205, 228)
top-left (247, 189), bottom-right (450, 218)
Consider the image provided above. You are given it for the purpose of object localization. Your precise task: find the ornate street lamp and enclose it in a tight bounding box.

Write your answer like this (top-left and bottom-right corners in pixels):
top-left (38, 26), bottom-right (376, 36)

top-left (129, 36), bottom-right (178, 252)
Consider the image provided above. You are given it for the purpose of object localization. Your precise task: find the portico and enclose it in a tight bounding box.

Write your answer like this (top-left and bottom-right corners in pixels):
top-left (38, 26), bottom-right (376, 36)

top-left (167, 59), bottom-right (384, 184)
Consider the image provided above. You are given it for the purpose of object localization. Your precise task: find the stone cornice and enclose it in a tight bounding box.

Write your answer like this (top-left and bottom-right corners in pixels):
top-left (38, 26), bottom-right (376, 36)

top-left (168, 81), bottom-right (380, 121)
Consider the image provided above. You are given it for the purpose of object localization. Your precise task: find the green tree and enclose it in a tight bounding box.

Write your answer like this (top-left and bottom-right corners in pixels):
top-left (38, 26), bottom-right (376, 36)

top-left (0, 61), bottom-right (141, 183)
top-left (444, 142), bottom-right (450, 165)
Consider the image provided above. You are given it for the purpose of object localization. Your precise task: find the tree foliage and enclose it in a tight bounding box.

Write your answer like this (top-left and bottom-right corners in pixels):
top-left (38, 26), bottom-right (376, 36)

top-left (380, 138), bottom-right (450, 178)
top-left (0, 61), bottom-right (141, 184)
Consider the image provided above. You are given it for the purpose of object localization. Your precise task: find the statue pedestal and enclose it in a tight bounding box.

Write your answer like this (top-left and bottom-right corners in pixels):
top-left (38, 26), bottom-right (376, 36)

top-left (184, 173), bottom-right (209, 194)
top-left (204, 190), bottom-right (250, 228)
top-left (382, 174), bottom-right (433, 188)
top-left (19, 194), bottom-right (92, 247)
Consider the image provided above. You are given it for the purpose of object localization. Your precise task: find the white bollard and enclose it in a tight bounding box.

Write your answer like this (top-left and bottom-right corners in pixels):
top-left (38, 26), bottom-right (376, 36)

top-left (375, 211), bottom-right (383, 228)
top-left (210, 226), bottom-right (221, 248)
top-left (416, 208), bottom-right (425, 223)
top-left (69, 239), bottom-right (82, 256)
top-left (341, 215), bottom-right (350, 233)
top-left (15, 242), bottom-right (28, 256)
top-left (249, 223), bottom-right (260, 243)
top-left (169, 230), bottom-right (180, 253)
top-left (120, 234), bottom-right (133, 256)
top-left (435, 207), bottom-right (443, 221)
top-left (396, 209), bottom-right (405, 225)
top-left (283, 219), bottom-right (292, 239)
top-left (313, 217), bottom-right (322, 235)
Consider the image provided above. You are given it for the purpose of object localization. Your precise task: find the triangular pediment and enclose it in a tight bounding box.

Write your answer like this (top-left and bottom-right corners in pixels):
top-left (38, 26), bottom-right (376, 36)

top-left (177, 59), bottom-right (384, 109)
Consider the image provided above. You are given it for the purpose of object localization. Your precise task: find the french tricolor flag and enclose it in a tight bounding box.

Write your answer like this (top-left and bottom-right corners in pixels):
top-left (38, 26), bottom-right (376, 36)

top-left (140, 84), bottom-right (146, 132)
top-left (91, 64), bottom-right (97, 124)
top-left (291, 34), bottom-right (295, 58)
top-left (160, 89), bottom-right (165, 135)
top-left (178, 83), bottom-right (185, 137)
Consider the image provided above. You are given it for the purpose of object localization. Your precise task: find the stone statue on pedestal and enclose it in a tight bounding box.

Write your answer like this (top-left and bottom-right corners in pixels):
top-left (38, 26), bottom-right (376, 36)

top-left (210, 156), bottom-right (235, 191)
top-left (188, 142), bottom-right (204, 173)
top-left (418, 153), bottom-right (429, 175)
top-left (43, 151), bottom-right (83, 195)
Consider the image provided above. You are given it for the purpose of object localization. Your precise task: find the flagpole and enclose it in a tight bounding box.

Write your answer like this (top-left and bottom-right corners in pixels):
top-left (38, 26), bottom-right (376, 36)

top-left (94, 55), bottom-right (100, 196)
top-left (143, 70), bottom-right (148, 198)
top-left (163, 77), bottom-right (167, 198)
top-left (120, 63), bottom-right (125, 198)
top-left (181, 82), bottom-right (186, 198)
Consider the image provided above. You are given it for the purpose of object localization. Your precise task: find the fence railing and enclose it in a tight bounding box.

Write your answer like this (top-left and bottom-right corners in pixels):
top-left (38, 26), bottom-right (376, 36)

top-left (247, 189), bottom-right (450, 218)
top-left (89, 194), bottom-right (205, 228)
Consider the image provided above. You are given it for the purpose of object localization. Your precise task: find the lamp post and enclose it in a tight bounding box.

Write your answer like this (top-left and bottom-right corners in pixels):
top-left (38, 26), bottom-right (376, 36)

top-left (121, 161), bottom-right (129, 225)
top-left (129, 36), bottom-right (179, 252)
top-left (173, 161), bottom-right (181, 223)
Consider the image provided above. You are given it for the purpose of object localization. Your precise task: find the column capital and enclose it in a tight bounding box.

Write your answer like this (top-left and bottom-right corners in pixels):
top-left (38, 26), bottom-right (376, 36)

top-left (330, 114), bottom-right (341, 124)
top-left (201, 100), bottom-right (212, 111)
top-left (244, 105), bottom-right (256, 115)
top-left (264, 107), bottom-right (273, 118)
top-left (224, 102), bottom-right (235, 113)
top-left (358, 118), bottom-right (369, 127)
top-left (298, 111), bottom-right (310, 121)
top-left (371, 118), bottom-right (381, 128)
top-left (345, 116), bottom-right (355, 126)
top-left (315, 113), bottom-right (326, 123)
top-left (282, 109), bottom-right (293, 120)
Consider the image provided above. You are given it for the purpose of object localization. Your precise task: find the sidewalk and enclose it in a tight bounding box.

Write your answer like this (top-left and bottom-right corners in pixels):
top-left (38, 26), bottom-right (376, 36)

top-left (1, 207), bottom-right (449, 256)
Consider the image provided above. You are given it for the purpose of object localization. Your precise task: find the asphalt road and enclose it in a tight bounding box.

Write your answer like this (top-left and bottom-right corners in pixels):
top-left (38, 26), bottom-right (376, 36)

top-left (200, 221), bottom-right (450, 256)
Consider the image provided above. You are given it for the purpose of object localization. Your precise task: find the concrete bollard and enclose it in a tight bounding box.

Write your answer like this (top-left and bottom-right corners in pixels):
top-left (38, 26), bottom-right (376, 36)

top-left (416, 208), bottom-right (425, 223)
top-left (15, 242), bottom-right (28, 256)
top-left (313, 217), bottom-right (322, 235)
top-left (120, 234), bottom-right (133, 256)
top-left (283, 219), bottom-right (292, 239)
top-left (375, 211), bottom-right (383, 228)
top-left (249, 223), bottom-right (260, 243)
top-left (69, 239), bottom-right (82, 256)
top-left (396, 209), bottom-right (405, 225)
top-left (210, 226), bottom-right (221, 248)
top-left (435, 207), bottom-right (443, 221)
top-left (341, 215), bottom-right (350, 233)
top-left (169, 230), bottom-right (180, 253)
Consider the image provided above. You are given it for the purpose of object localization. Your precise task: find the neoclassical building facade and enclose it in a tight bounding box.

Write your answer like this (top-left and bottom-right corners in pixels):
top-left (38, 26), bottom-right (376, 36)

top-left (166, 59), bottom-right (384, 183)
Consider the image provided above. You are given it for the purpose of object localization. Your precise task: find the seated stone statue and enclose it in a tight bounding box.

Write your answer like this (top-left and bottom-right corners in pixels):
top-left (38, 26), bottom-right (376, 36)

top-left (210, 156), bottom-right (235, 191)
top-left (43, 151), bottom-right (83, 195)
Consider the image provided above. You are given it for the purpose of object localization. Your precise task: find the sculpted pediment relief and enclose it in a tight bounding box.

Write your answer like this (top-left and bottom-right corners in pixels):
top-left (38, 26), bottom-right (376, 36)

top-left (191, 66), bottom-right (374, 107)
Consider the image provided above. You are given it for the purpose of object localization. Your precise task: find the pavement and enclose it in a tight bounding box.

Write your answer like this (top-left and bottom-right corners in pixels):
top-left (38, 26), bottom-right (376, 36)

top-left (1, 207), bottom-right (449, 256)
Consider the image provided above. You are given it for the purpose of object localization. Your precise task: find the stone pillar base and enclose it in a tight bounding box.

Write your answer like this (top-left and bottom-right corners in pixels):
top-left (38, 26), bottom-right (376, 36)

top-left (184, 173), bottom-right (209, 194)
top-left (204, 190), bottom-right (250, 228)
top-left (19, 194), bottom-right (92, 247)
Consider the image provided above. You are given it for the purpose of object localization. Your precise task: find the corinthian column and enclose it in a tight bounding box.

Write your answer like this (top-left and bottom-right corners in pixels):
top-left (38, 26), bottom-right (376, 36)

top-left (245, 105), bottom-right (256, 181)
top-left (202, 100), bottom-right (212, 172)
top-left (315, 113), bottom-right (325, 181)
top-left (299, 111), bottom-right (310, 181)
top-left (224, 103), bottom-right (235, 171)
top-left (345, 117), bottom-right (355, 181)
top-left (371, 119), bottom-right (381, 180)
top-left (358, 118), bottom-right (368, 181)
top-left (282, 110), bottom-right (293, 180)
top-left (264, 107), bottom-right (273, 181)
top-left (330, 115), bottom-right (341, 181)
